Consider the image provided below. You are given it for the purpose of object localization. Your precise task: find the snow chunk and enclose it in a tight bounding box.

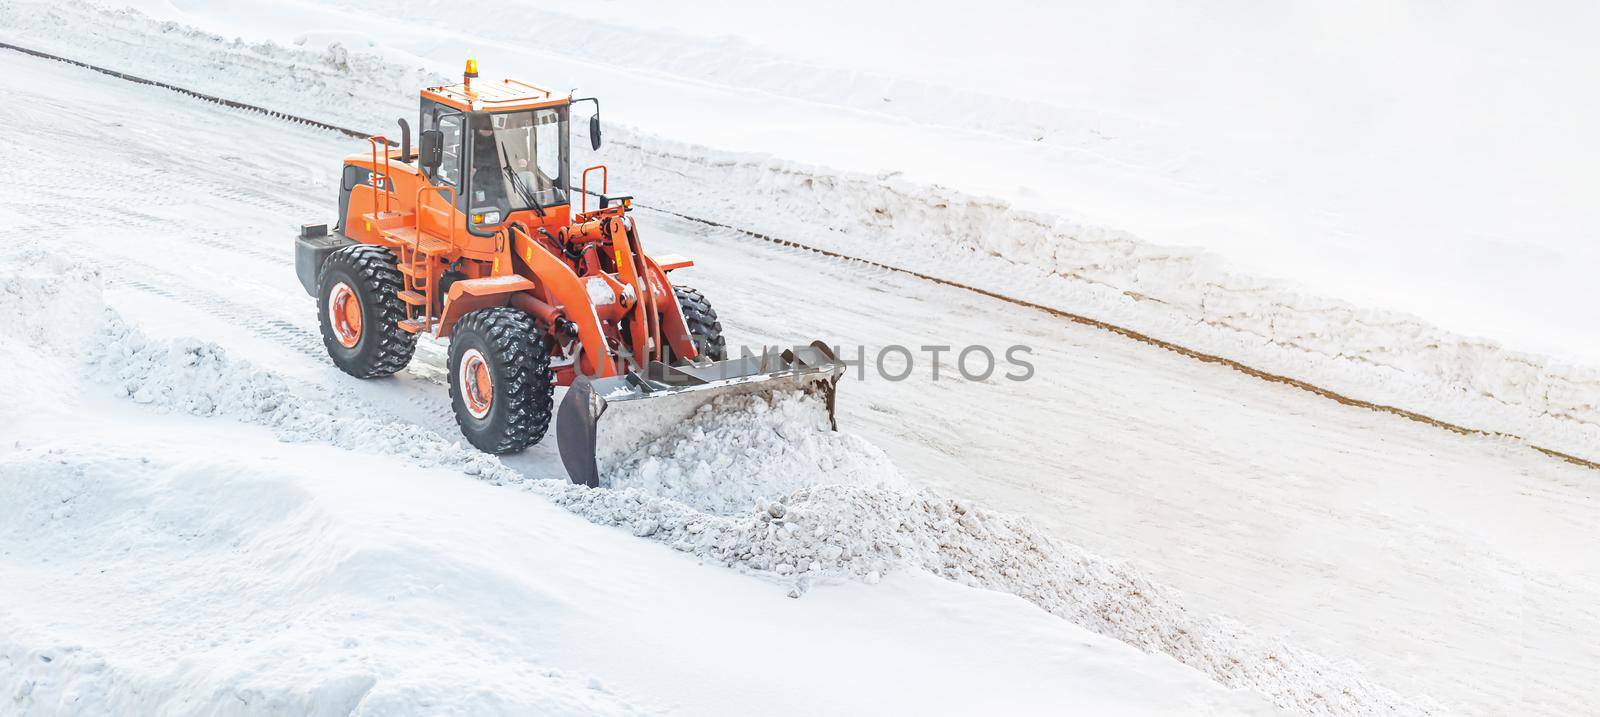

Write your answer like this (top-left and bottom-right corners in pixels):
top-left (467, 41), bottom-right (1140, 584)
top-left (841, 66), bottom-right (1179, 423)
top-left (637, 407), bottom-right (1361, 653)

top-left (604, 390), bottom-right (903, 516)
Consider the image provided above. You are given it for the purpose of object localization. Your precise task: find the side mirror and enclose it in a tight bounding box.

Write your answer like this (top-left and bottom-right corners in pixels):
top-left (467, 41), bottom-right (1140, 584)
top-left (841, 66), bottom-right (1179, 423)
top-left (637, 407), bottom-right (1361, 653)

top-left (418, 129), bottom-right (443, 170)
top-left (571, 97), bottom-right (604, 151)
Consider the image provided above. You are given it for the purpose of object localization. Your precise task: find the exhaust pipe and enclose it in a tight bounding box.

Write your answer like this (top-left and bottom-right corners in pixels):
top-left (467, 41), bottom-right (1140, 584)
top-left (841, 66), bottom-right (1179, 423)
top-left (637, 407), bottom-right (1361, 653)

top-left (397, 118), bottom-right (411, 160)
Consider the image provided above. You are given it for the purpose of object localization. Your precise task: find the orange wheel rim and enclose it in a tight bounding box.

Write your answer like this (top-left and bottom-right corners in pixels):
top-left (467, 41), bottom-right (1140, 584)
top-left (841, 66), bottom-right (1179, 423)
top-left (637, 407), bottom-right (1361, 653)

top-left (460, 348), bottom-right (493, 419)
top-left (328, 282), bottom-right (362, 348)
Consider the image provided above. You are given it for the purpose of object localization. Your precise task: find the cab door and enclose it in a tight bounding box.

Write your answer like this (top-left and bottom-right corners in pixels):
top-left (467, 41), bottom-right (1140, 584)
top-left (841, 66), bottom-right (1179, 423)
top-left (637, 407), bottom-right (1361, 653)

top-left (417, 112), bottom-right (464, 242)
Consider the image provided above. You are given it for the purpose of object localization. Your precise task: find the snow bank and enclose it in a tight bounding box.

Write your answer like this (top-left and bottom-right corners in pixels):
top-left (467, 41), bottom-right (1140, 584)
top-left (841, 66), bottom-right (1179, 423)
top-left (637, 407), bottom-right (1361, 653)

top-left (0, 3), bottom-right (434, 140)
top-left (536, 481), bottom-right (1434, 716)
top-left (0, 445), bottom-right (653, 716)
top-left (0, 248), bottom-right (514, 481)
top-left (3, 1), bottom-right (1592, 461)
top-left (86, 316), bottom-right (520, 480)
top-left (586, 133), bottom-right (1600, 462)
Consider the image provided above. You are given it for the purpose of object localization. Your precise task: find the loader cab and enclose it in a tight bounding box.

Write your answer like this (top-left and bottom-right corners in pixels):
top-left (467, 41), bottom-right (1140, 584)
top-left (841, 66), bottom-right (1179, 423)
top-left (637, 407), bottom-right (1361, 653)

top-left (415, 76), bottom-right (579, 230)
top-left (461, 107), bottom-right (570, 216)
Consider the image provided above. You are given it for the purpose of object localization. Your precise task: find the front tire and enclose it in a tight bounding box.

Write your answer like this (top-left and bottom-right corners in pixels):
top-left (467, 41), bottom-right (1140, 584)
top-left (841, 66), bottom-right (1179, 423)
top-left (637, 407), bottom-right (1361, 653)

top-left (448, 307), bottom-right (555, 454)
top-left (317, 245), bottom-right (416, 378)
top-left (672, 285), bottom-right (726, 362)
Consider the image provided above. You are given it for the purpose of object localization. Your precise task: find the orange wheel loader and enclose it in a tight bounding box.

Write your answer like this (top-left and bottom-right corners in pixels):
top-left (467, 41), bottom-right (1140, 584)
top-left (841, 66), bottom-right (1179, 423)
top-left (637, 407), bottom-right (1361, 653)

top-left (294, 60), bottom-right (843, 486)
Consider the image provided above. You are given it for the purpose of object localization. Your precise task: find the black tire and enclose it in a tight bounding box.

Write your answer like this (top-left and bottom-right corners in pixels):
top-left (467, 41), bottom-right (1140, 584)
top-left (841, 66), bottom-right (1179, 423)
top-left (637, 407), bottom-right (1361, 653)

top-left (448, 307), bottom-right (555, 454)
top-left (317, 245), bottom-right (417, 378)
top-left (672, 285), bottom-right (726, 362)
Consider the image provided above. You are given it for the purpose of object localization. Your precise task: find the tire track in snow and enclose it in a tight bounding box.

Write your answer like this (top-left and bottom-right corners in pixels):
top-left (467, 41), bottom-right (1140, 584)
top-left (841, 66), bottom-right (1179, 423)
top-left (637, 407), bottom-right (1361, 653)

top-left (78, 251), bottom-right (463, 436)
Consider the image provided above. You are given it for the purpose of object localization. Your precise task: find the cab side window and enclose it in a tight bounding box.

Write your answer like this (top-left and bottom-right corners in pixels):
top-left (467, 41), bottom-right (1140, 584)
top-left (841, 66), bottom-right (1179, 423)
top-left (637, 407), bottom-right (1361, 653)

top-left (436, 114), bottom-right (463, 186)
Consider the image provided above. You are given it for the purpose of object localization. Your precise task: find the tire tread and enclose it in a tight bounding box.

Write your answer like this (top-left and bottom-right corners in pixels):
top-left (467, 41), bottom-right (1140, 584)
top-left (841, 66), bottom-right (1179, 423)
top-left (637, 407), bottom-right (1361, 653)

top-left (448, 307), bottom-right (555, 453)
top-left (673, 285), bottom-right (726, 361)
top-left (318, 245), bottom-right (417, 378)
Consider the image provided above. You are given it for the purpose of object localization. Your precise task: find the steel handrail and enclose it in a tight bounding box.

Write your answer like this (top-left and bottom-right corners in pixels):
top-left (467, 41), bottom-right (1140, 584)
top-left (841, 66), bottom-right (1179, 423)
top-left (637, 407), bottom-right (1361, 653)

top-left (367, 135), bottom-right (393, 216)
top-left (580, 164), bottom-right (607, 214)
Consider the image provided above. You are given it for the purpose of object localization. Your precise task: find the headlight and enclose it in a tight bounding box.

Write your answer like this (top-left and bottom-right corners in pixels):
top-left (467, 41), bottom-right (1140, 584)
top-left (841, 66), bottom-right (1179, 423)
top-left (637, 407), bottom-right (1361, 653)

top-left (470, 208), bottom-right (502, 225)
top-left (584, 277), bottom-right (615, 306)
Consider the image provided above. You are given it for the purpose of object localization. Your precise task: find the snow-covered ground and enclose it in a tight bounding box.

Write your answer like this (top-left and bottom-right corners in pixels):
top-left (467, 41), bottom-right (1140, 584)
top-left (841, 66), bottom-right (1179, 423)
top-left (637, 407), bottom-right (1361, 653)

top-left (57, 0), bottom-right (1600, 464)
top-left (1, 49), bottom-right (1342, 716)
top-left (3, 2), bottom-right (1598, 715)
top-left (0, 49), bottom-right (1420, 715)
top-left (0, 308), bottom-right (1273, 716)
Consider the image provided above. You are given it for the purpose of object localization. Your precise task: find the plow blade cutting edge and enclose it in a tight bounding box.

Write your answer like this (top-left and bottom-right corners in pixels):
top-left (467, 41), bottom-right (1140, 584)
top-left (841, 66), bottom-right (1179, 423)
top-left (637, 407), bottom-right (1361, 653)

top-left (556, 341), bottom-right (846, 487)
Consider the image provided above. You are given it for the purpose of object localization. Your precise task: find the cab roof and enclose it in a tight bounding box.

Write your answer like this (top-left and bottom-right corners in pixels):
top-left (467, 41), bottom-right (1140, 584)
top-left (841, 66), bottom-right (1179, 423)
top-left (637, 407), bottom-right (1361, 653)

top-left (421, 77), bottom-right (569, 113)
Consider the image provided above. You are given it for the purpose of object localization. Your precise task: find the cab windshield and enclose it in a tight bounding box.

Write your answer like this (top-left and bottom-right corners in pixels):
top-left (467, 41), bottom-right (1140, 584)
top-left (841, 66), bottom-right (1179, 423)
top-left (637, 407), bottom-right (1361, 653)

top-left (466, 107), bottom-right (569, 215)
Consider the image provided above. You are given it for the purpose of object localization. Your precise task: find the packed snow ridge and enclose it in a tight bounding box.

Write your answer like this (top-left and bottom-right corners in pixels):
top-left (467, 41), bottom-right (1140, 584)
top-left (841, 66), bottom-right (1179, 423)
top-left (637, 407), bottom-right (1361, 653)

top-left (591, 136), bottom-right (1600, 461)
top-left (0, 250), bottom-right (1432, 716)
top-left (535, 480), bottom-right (1435, 716)
top-left (3, 0), bottom-right (1592, 462)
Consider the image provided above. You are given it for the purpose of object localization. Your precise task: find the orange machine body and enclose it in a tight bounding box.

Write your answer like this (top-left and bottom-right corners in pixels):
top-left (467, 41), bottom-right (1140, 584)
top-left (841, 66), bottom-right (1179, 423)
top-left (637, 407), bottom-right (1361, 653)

top-left (296, 60), bottom-right (846, 485)
top-left (333, 74), bottom-right (697, 386)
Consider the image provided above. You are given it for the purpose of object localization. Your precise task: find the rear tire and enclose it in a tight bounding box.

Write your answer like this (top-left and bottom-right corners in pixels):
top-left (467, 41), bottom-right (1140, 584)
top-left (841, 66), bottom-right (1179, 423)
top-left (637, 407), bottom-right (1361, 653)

top-left (672, 285), bottom-right (726, 362)
top-left (317, 245), bottom-right (416, 378)
top-left (448, 307), bottom-right (555, 454)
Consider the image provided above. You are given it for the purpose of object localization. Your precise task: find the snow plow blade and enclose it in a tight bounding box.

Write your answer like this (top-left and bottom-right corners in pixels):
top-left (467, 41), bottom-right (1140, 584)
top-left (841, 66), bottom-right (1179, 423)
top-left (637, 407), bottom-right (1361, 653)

top-left (556, 341), bottom-right (845, 487)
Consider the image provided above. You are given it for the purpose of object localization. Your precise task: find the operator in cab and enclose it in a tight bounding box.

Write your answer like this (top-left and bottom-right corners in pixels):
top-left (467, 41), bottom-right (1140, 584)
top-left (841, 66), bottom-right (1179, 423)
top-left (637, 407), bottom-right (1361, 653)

top-left (468, 118), bottom-right (510, 216)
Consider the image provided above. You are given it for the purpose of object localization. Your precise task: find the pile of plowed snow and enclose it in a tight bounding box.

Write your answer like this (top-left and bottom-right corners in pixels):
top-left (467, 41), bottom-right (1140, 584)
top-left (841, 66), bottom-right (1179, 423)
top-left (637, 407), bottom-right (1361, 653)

top-left (603, 390), bottom-right (904, 515)
top-left (0, 251), bottom-right (1430, 716)
top-left (0, 249), bottom-right (103, 432)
